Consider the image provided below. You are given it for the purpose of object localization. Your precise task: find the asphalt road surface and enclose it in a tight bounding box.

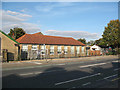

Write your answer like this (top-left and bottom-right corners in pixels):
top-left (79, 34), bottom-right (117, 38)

top-left (2, 58), bottom-right (120, 88)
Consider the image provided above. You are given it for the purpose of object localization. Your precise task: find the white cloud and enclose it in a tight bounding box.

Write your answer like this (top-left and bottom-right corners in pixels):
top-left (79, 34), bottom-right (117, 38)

top-left (2, 10), bottom-right (24, 22)
top-left (2, 22), bottom-right (41, 33)
top-left (35, 2), bottom-right (74, 12)
top-left (2, 10), bottom-right (40, 33)
top-left (20, 9), bottom-right (25, 12)
top-left (6, 10), bottom-right (32, 18)
top-left (7, 10), bottom-right (19, 15)
top-left (45, 30), bottom-right (99, 39)
top-left (35, 2), bottom-right (116, 17)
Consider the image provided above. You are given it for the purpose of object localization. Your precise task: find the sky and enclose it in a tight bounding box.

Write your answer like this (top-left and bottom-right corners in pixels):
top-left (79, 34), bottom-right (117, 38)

top-left (1, 1), bottom-right (118, 41)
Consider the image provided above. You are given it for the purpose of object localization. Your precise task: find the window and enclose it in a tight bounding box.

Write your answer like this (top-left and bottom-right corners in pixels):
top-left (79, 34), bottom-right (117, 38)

top-left (41, 45), bottom-right (46, 55)
top-left (71, 46), bottom-right (74, 54)
top-left (22, 44), bottom-right (28, 51)
top-left (82, 46), bottom-right (84, 53)
top-left (31, 45), bottom-right (38, 50)
top-left (77, 46), bottom-right (80, 54)
top-left (64, 46), bottom-right (68, 54)
top-left (50, 45), bottom-right (54, 55)
top-left (57, 46), bottom-right (61, 54)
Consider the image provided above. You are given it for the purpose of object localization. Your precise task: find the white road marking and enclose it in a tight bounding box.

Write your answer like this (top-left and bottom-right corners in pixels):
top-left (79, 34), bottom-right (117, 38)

top-left (19, 72), bottom-right (42, 76)
top-left (57, 64), bottom-right (65, 65)
top-left (114, 68), bottom-right (120, 71)
top-left (79, 63), bottom-right (106, 68)
top-left (34, 62), bottom-right (42, 64)
top-left (19, 73), bottom-right (34, 76)
top-left (19, 69), bottom-right (64, 76)
top-left (82, 82), bottom-right (91, 86)
top-left (55, 73), bottom-right (101, 86)
top-left (23, 61), bottom-right (42, 64)
top-left (112, 61), bottom-right (119, 63)
top-left (104, 74), bottom-right (118, 80)
top-left (34, 72), bottom-right (42, 74)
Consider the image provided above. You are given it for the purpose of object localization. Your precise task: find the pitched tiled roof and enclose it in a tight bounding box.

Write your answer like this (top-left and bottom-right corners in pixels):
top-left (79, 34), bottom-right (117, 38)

top-left (16, 33), bottom-right (85, 46)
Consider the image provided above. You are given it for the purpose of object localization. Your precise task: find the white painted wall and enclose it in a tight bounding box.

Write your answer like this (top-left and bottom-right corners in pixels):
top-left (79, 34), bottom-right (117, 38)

top-left (90, 45), bottom-right (101, 51)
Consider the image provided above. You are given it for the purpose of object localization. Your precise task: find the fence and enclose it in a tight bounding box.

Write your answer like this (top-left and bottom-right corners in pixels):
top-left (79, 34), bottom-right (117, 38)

top-left (21, 48), bottom-right (118, 60)
top-left (21, 49), bottom-right (50, 60)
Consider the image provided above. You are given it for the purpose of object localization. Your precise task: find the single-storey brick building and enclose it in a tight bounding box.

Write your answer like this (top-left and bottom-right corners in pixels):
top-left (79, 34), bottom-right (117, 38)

top-left (0, 30), bottom-right (20, 62)
top-left (16, 32), bottom-right (86, 60)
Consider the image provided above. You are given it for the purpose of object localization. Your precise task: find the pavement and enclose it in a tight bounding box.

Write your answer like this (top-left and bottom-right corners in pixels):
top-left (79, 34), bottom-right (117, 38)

top-left (2, 55), bottom-right (119, 70)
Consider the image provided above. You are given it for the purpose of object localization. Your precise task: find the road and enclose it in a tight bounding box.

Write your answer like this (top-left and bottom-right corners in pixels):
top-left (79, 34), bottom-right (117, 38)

top-left (2, 57), bottom-right (120, 88)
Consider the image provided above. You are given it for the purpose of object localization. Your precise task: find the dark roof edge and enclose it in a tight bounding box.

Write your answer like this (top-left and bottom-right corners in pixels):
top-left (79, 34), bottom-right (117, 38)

top-left (0, 30), bottom-right (20, 45)
top-left (20, 43), bottom-right (86, 46)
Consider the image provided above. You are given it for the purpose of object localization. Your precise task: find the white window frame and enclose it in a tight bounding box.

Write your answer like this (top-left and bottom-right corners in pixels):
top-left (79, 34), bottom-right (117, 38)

top-left (82, 46), bottom-right (85, 53)
top-left (41, 45), bottom-right (46, 55)
top-left (71, 46), bottom-right (74, 54)
top-left (31, 45), bottom-right (38, 50)
top-left (77, 46), bottom-right (80, 54)
top-left (57, 46), bottom-right (61, 54)
top-left (64, 46), bottom-right (68, 54)
top-left (50, 45), bottom-right (54, 55)
top-left (22, 44), bottom-right (28, 51)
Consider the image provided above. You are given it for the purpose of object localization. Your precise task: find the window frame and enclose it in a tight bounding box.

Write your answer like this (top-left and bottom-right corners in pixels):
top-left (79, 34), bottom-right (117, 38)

top-left (77, 46), bottom-right (80, 54)
top-left (50, 45), bottom-right (54, 55)
top-left (22, 44), bottom-right (28, 51)
top-left (31, 45), bottom-right (38, 50)
top-left (64, 46), bottom-right (68, 54)
top-left (82, 46), bottom-right (85, 53)
top-left (57, 46), bottom-right (61, 54)
top-left (41, 45), bottom-right (46, 55)
top-left (71, 46), bottom-right (74, 54)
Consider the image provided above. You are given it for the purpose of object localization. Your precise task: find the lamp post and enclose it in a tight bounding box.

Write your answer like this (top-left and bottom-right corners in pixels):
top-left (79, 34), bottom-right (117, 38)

top-left (44, 44), bottom-right (48, 62)
top-left (43, 44), bottom-right (45, 60)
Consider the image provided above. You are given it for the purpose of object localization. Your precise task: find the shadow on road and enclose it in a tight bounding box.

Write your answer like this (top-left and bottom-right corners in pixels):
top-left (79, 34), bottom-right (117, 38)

top-left (2, 62), bottom-right (120, 88)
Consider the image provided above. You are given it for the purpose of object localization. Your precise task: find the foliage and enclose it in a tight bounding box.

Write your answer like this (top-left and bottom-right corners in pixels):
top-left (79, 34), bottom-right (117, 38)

top-left (94, 38), bottom-right (102, 45)
top-left (93, 19), bottom-right (120, 50)
top-left (77, 38), bottom-right (86, 44)
top-left (8, 27), bottom-right (26, 40)
top-left (102, 19), bottom-right (120, 48)
top-left (94, 38), bottom-right (107, 46)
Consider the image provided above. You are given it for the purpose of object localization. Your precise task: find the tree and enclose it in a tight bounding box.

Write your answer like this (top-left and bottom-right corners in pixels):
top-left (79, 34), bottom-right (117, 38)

top-left (87, 40), bottom-right (95, 46)
top-left (77, 38), bottom-right (86, 44)
top-left (94, 38), bottom-right (105, 46)
top-left (8, 27), bottom-right (26, 40)
top-left (102, 19), bottom-right (120, 48)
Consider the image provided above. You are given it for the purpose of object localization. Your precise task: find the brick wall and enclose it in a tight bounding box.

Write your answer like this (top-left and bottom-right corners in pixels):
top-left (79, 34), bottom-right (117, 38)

top-left (1, 33), bottom-right (19, 61)
top-left (20, 44), bottom-right (86, 59)
top-left (89, 50), bottom-right (101, 56)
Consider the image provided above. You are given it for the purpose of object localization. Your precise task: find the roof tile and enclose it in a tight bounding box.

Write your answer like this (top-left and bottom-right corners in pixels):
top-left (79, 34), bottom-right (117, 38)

top-left (16, 33), bottom-right (85, 46)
